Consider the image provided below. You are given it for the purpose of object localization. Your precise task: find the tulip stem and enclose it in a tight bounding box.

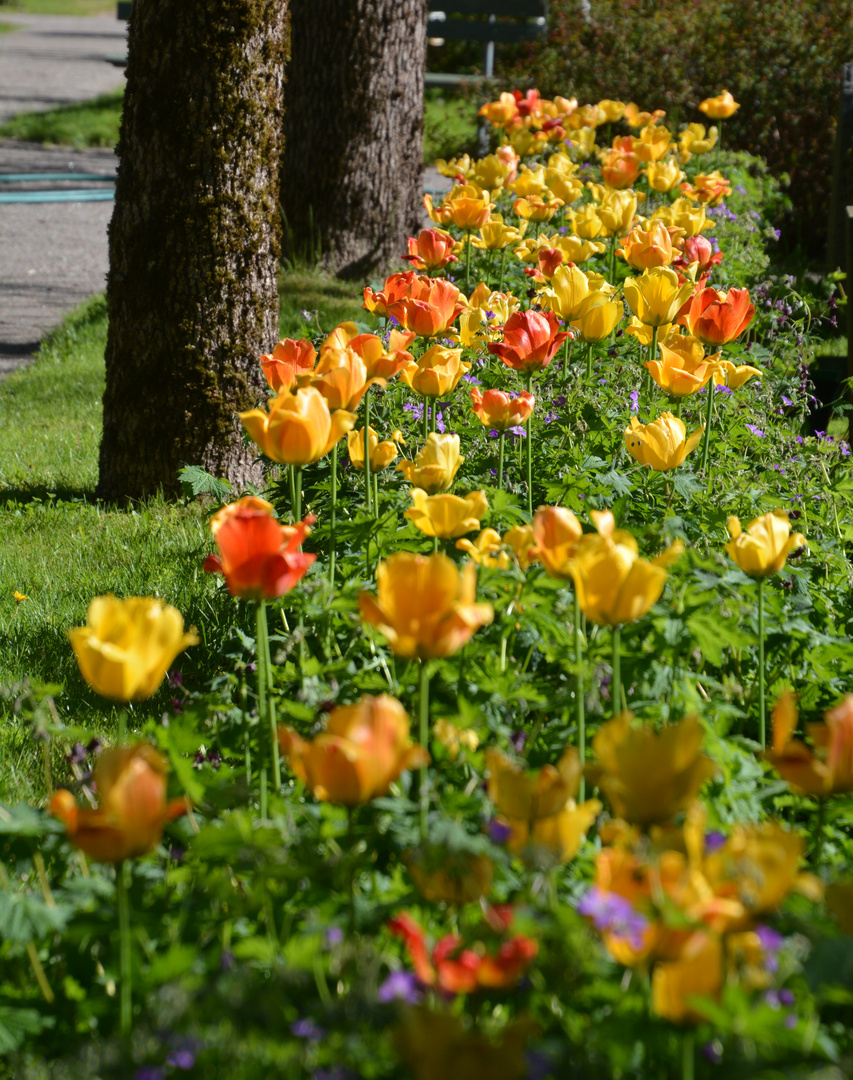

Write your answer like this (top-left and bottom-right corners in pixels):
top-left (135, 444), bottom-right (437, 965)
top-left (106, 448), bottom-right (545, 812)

top-left (374, 471), bottom-right (379, 512)
top-left (575, 590), bottom-right (586, 802)
top-left (757, 576), bottom-right (766, 749)
top-left (364, 393), bottom-right (373, 516)
top-left (608, 234), bottom-right (617, 282)
top-left (116, 860), bottom-right (132, 1038)
top-left (562, 336), bottom-right (573, 379)
top-left (611, 625), bottom-right (622, 717)
top-left (498, 247), bottom-right (507, 293)
top-left (347, 806), bottom-right (357, 935)
top-left (525, 371), bottom-right (533, 516)
top-left (430, 400), bottom-right (437, 436)
top-left (585, 343), bottom-right (592, 381)
top-left (682, 1030), bottom-right (694, 1080)
top-left (330, 442), bottom-right (338, 587)
top-left (293, 465), bottom-right (303, 524)
top-left (700, 380), bottom-right (715, 477)
top-left (258, 600), bottom-right (281, 796)
top-left (648, 325), bottom-right (658, 377)
top-left (256, 603), bottom-right (269, 819)
top-left (465, 229), bottom-right (473, 294)
top-left (498, 431), bottom-right (505, 491)
top-left (422, 399), bottom-right (429, 445)
top-left (418, 660), bottom-right (431, 841)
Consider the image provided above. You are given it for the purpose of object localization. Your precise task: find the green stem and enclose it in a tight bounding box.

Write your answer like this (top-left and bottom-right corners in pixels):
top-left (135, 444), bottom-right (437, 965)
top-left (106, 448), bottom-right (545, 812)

top-left (611, 624), bottom-right (622, 717)
top-left (608, 234), bottom-right (617, 281)
top-left (430, 398), bottom-right (437, 435)
top-left (240, 672), bottom-right (252, 780)
top-left (498, 430), bottom-right (505, 491)
top-left (418, 660), bottom-right (431, 841)
top-left (700, 378), bottom-right (715, 475)
top-left (330, 441), bottom-right (338, 587)
top-left (347, 806), bottom-right (357, 935)
top-left (422, 398), bottom-right (429, 445)
top-left (674, 397), bottom-right (682, 420)
top-left (682, 1030), bottom-right (694, 1080)
top-left (498, 247), bottom-right (507, 293)
top-left (585, 343), bottom-right (592, 380)
top-left (258, 600), bottom-right (280, 795)
top-left (465, 229), bottom-right (472, 294)
top-left (292, 465), bottom-right (302, 524)
top-left (256, 602), bottom-right (268, 819)
top-left (116, 860), bottom-right (132, 1038)
top-left (525, 371), bottom-right (533, 516)
top-left (648, 324), bottom-right (658, 376)
top-left (562, 336), bottom-right (573, 380)
top-left (757, 576), bottom-right (766, 750)
top-left (575, 590), bottom-right (586, 802)
top-left (374, 470), bottom-right (379, 511)
top-left (364, 392), bottom-right (372, 515)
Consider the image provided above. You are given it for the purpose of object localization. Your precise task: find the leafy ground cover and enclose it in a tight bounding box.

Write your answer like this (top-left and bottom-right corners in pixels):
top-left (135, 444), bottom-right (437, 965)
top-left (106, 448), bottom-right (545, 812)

top-left (1, 91), bottom-right (852, 1080)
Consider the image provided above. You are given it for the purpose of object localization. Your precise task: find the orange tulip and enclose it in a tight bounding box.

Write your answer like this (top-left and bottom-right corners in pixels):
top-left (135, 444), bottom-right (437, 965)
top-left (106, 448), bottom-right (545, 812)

top-left (765, 691), bottom-right (853, 797)
top-left (388, 277), bottom-right (467, 338)
top-left (50, 743), bottom-right (189, 863)
top-left (240, 386), bottom-right (356, 466)
top-left (309, 347), bottom-right (384, 411)
top-left (618, 220), bottom-right (675, 270)
top-left (363, 270), bottom-right (419, 317)
top-left (680, 171), bottom-right (731, 206)
top-left (601, 149), bottom-right (641, 189)
top-left (402, 229), bottom-right (459, 272)
top-left (470, 387), bottom-right (535, 431)
top-left (322, 323), bottom-right (415, 381)
top-left (645, 335), bottom-right (722, 397)
top-left (530, 504), bottom-right (583, 579)
top-left (399, 343), bottom-right (470, 397)
top-left (202, 497), bottom-right (315, 600)
top-left (680, 285), bottom-right (754, 345)
top-left (278, 694), bottom-right (428, 805)
top-left (260, 337), bottom-right (317, 393)
top-left (699, 90), bottom-right (739, 120)
top-left (486, 309), bottom-right (569, 374)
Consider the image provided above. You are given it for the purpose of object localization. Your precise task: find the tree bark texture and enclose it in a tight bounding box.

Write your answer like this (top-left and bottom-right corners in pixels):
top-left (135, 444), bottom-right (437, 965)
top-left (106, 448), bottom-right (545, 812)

top-left (281, 0), bottom-right (426, 280)
top-left (98, 0), bottom-right (289, 502)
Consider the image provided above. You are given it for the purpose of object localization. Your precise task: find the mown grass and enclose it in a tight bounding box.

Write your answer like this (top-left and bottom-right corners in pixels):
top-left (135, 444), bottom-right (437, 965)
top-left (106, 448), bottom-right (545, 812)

top-left (1, 0), bottom-right (113, 15)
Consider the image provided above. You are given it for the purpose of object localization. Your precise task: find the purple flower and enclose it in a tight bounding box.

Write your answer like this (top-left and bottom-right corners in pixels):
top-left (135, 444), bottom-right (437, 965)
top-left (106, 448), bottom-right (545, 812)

top-left (756, 924), bottom-right (784, 972)
top-left (168, 670), bottom-right (183, 688)
top-left (746, 424), bottom-right (764, 438)
top-left (66, 743), bottom-right (88, 765)
top-left (461, 372), bottom-right (481, 385)
top-left (781, 395), bottom-right (793, 407)
top-left (552, 395), bottom-right (567, 407)
top-left (291, 1018), bottom-right (325, 1042)
top-left (488, 818), bottom-right (514, 845)
top-left (715, 383), bottom-right (733, 395)
top-left (435, 411), bottom-right (446, 434)
top-left (577, 887), bottom-right (648, 950)
top-left (507, 425), bottom-right (527, 438)
top-left (841, 441), bottom-right (851, 457)
top-left (779, 988), bottom-right (795, 1006)
top-left (795, 435), bottom-right (804, 445)
top-left (784, 1012), bottom-right (797, 1029)
top-left (704, 830), bottom-right (726, 852)
top-left (166, 1049), bottom-right (196, 1070)
top-left (702, 1041), bottom-right (723, 1065)
top-left (378, 970), bottom-right (422, 1004)
top-left (313, 1068), bottom-right (356, 1080)
top-left (511, 730), bottom-right (527, 753)
top-left (403, 401), bottom-right (424, 421)
top-left (326, 925), bottom-right (344, 948)
top-left (629, 390), bottom-right (639, 412)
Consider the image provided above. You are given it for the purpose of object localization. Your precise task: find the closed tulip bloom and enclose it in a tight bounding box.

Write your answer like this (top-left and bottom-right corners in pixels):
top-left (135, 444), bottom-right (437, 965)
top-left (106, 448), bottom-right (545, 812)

top-left (397, 432), bottom-right (463, 493)
top-left (598, 190), bottom-right (638, 235)
top-left (699, 89), bottom-right (740, 120)
top-left (570, 203), bottom-right (607, 239)
top-left (347, 426), bottom-right (400, 472)
top-left (50, 743), bottom-right (189, 863)
top-left (69, 596), bottom-right (198, 702)
top-left (470, 387), bottom-right (535, 431)
top-left (673, 234), bottom-right (723, 278)
top-left (399, 343), bottom-right (470, 397)
top-left (633, 125), bottom-right (673, 163)
top-left (644, 158), bottom-right (686, 192)
top-left (503, 523), bottom-right (537, 570)
top-left (624, 267), bottom-right (694, 327)
top-left (725, 510), bottom-right (806, 577)
top-left (679, 123), bottom-right (718, 157)
top-left (652, 198), bottom-right (714, 238)
top-left (455, 527), bottom-right (510, 569)
top-left (569, 529), bottom-right (682, 627)
top-left (530, 504), bottom-right (583, 579)
top-left (652, 933), bottom-right (723, 1024)
top-left (598, 98), bottom-right (626, 123)
top-left (571, 292), bottom-right (623, 343)
top-left (646, 336), bottom-right (722, 396)
top-left (625, 413), bottom-right (704, 470)
top-left (713, 359), bottom-right (762, 389)
top-left (619, 220), bottom-right (675, 270)
top-left (309, 347), bottom-right (383, 411)
top-left (260, 337), bottom-right (317, 394)
top-left (402, 229), bottom-right (459, 272)
top-left (540, 264), bottom-right (600, 320)
top-left (279, 694), bottom-right (428, 806)
top-left (486, 309), bottom-right (569, 373)
top-left (447, 190), bottom-right (494, 230)
top-left (509, 164), bottom-right (549, 197)
top-left (240, 386), bottom-right (356, 466)
top-left (359, 552), bottom-right (494, 659)
top-left (586, 713), bottom-right (718, 826)
top-left (512, 195), bottom-right (564, 222)
top-left (765, 691), bottom-right (853, 797)
top-left (681, 285), bottom-right (754, 345)
top-left (600, 150), bottom-right (641, 188)
top-left (202, 498), bottom-right (315, 600)
top-left (544, 168), bottom-right (584, 204)
top-left (406, 489), bottom-right (489, 540)
top-left (388, 277), bottom-right (468, 338)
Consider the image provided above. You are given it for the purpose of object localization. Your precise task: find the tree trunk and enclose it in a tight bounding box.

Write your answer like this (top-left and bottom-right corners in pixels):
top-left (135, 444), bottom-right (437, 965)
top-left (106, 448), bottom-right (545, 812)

top-left (281, 0), bottom-right (426, 280)
top-left (98, 0), bottom-right (289, 502)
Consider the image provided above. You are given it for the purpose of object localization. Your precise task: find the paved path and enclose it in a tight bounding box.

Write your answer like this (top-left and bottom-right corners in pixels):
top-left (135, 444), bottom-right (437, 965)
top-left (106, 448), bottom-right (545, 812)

top-left (0, 12), bottom-right (125, 379)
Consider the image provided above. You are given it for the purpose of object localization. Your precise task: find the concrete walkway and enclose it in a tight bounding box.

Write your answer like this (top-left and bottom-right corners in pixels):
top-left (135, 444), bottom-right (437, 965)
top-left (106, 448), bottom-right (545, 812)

top-left (0, 12), bottom-right (125, 378)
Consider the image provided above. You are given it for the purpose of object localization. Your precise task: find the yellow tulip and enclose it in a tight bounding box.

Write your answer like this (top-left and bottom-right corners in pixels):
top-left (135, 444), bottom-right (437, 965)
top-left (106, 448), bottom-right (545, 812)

top-left (398, 344), bottom-right (470, 398)
top-left (569, 528), bottom-right (682, 627)
top-left (455, 527), bottom-right (509, 569)
top-left (502, 524), bottom-right (537, 570)
top-left (699, 90), bottom-right (740, 120)
top-left (553, 234), bottom-right (607, 263)
top-left (598, 190), bottom-right (638, 236)
top-left (406, 489), bottom-right (489, 540)
top-left (624, 317), bottom-right (675, 347)
top-left (513, 195), bottom-right (564, 222)
top-left (544, 168), bottom-right (584, 204)
top-left (530, 505), bottom-right (583, 579)
top-left (397, 432), bottom-right (463, 493)
top-left (652, 933), bottom-right (723, 1024)
top-left (571, 292), bottom-right (623, 343)
top-left (347, 426), bottom-right (400, 472)
top-left (570, 203), bottom-right (607, 240)
top-left (764, 691), bottom-right (853, 797)
top-left (652, 198), bottom-right (714, 236)
top-left (358, 552), bottom-right (494, 660)
top-left (567, 126), bottom-right (598, 157)
top-left (624, 267), bottom-right (694, 327)
top-left (725, 510), bottom-right (806, 578)
top-left (539, 264), bottom-right (597, 321)
top-left (624, 413), bottom-right (704, 471)
top-left (634, 124), bottom-right (673, 163)
top-left (434, 154), bottom-right (474, 179)
top-left (597, 99), bottom-right (626, 123)
top-left (679, 123), bottom-right (718, 157)
top-left (474, 214), bottom-right (525, 251)
top-left (644, 158), bottom-right (686, 192)
top-left (471, 153), bottom-right (515, 195)
top-left (68, 596), bottom-right (198, 702)
top-left (407, 846), bottom-right (492, 904)
top-left (509, 164), bottom-right (549, 198)
top-left (240, 386), bottom-right (356, 466)
top-left (310, 346), bottom-right (384, 411)
top-left (646, 336), bottom-right (722, 397)
top-left (618, 220), bottom-right (675, 270)
top-left (586, 713), bottom-right (718, 826)
top-left (713, 359), bottom-right (762, 389)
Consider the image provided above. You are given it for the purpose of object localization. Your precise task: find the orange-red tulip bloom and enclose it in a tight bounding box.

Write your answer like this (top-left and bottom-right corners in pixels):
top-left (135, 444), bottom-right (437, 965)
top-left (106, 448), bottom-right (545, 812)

top-left (260, 337), bottom-right (317, 393)
top-left (486, 309), bottom-right (569, 374)
top-left (388, 277), bottom-right (467, 338)
top-left (363, 271), bottom-right (419, 317)
top-left (470, 387), bottom-right (535, 431)
top-left (681, 286), bottom-right (755, 346)
top-left (402, 229), bottom-right (459, 272)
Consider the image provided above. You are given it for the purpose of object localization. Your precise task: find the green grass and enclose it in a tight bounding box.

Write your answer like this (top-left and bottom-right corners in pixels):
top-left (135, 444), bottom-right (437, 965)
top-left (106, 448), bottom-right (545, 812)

top-left (424, 87), bottom-right (480, 164)
top-left (3, 0), bottom-right (114, 14)
top-left (0, 18), bottom-right (18, 30)
top-left (0, 89), bottom-right (123, 148)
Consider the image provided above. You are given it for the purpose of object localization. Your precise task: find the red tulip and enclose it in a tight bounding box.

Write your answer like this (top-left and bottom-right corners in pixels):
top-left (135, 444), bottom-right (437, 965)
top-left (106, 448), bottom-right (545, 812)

top-left (402, 229), bottom-right (458, 272)
top-left (486, 309), bottom-right (569, 373)
top-left (680, 286), bottom-right (754, 346)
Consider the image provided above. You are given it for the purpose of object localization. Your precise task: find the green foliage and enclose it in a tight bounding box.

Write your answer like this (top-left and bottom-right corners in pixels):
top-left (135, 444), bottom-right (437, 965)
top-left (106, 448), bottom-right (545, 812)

top-left (0, 90), bottom-right (124, 149)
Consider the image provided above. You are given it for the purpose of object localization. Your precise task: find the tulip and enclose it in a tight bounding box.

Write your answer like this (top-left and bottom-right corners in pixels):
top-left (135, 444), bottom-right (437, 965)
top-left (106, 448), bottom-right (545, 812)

top-left (598, 98), bottom-right (625, 123)
top-left (434, 154), bottom-right (474, 180)
top-left (362, 270), bottom-right (419, 316)
top-left (540, 264), bottom-right (607, 321)
top-left (402, 229), bottom-right (459, 272)
top-left (240, 386), bottom-right (356, 467)
top-left (50, 742), bottom-right (189, 862)
top-left (624, 413), bottom-right (704, 471)
top-left (502, 524), bottom-right (537, 570)
top-left (389, 277), bottom-right (468, 339)
top-left (470, 387), bottom-right (534, 431)
top-left (359, 552), bottom-right (493, 660)
top-left (512, 195), bottom-right (563, 222)
top-left (552, 234), bottom-right (607, 263)
top-left (571, 293), bottom-right (623, 349)
top-left (530, 504), bottom-right (582, 579)
top-left (393, 1007), bottom-right (537, 1080)
top-left (672, 234), bottom-right (723, 279)
top-left (680, 170), bottom-right (731, 206)
top-left (455, 528), bottom-right (509, 569)
top-left (486, 309), bottom-right (568, 375)
top-left (625, 317), bottom-right (672, 347)
top-left (347, 426), bottom-right (401, 473)
top-left (309, 346), bottom-right (383, 412)
top-left (618, 220), bottom-right (674, 270)
top-left (478, 91), bottom-right (519, 126)
top-left (399, 344), bottom-right (470, 399)
top-left (259, 337), bottom-right (317, 394)
top-left (278, 694), bottom-right (428, 806)
top-left (544, 168), bottom-right (584, 204)
top-left (644, 158), bottom-right (686, 193)
top-left (725, 510), bottom-right (806, 579)
top-left (68, 596), bottom-right (198, 703)
top-left (473, 215), bottom-right (525, 255)
top-left (472, 152), bottom-right (515, 194)
top-left (407, 848), bottom-right (493, 905)
top-left (570, 203), bottom-right (607, 239)
top-left (446, 190), bottom-right (493, 230)
top-left (624, 267), bottom-right (694, 328)
top-left (681, 285), bottom-right (754, 346)
top-left (406, 489), bottom-right (489, 541)
top-left (699, 90), bottom-right (739, 120)
top-left (633, 124), bottom-right (673, 163)
top-left (713, 359), bottom-right (762, 389)
top-left (765, 691), bottom-right (853, 798)
top-left (624, 103), bottom-right (666, 129)
top-left (652, 198), bottom-right (713, 238)
top-left (598, 189), bottom-right (638, 235)
top-left (202, 498), bottom-right (315, 600)
top-left (509, 164), bottom-right (549, 197)
top-left (645, 335), bottom-right (721, 398)
top-left (679, 123), bottom-right (718, 157)
top-left (651, 932), bottom-right (723, 1024)
top-left (397, 432), bottom-right (463, 493)
top-left (323, 323), bottom-right (416, 381)
top-left (601, 149), bottom-right (641, 188)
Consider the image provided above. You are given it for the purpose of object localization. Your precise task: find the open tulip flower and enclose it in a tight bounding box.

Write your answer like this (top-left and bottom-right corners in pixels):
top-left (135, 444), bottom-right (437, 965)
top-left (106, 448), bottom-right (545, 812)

top-left (618, 220), bottom-right (675, 270)
top-left (260, 337), bottom-right (317, 394)
top-left (625, 413), bottom-right (704, 471)
top-left (671, 234), bottom-right (723, 280)
top-left (544, 167), bottom-right (584, 204)
top-left (512, 195), bottom-right (564, 223)
top-left (625, 102), bottom-right (666, 129)
top-left (69, 596), bottom-right (198, 702)
top-left (472, 152), bottom-right (516, 194)
top-left (309, 346), bottom-right (384, 412)
top-left (240, 385), bottom-right (356, 466)
top-left (402, 229), bottom-right (459, 272)
top-left (455, 527), bottom-right (510, 569)
top-left (406, 489), bottom-right (489, 540)
top-left (509, 163), bottom-right (549, 198)
top-left (540, 264), bottom-right (612, 322)
top-left (362, 270), bottom-right (419, 316)
top-left (680, 170), bottom-right (731, 206)
top-left (203, 497), bottom-right (315, 600)
top-left (530, 504), bottom-right (583, 579)
top-left (50, 743), bottom-right (189, 862)
top-left (600, 149), bottom-right (641, 188)
top-left (397, 432), bottom-right (463, 493)
top-left (472, 214), bottom-right (526, 252)
top-left (486, 747), bottom-right (601, 864)
top-left (764, 690), bottom-right (853, 797)
top-left (388, 910), bottom-right (538, 995)
top-left (570, 202), bottom-right (607, 240)
top-left (633, 124), bottom-right (673, 163)
top-left (359, 552), bottom-right (493, 660)
top-left (644, 158), bottom-right (686, 193)
top-left (624, 267), bottom-right (695, 328)
top-left (652, 197), bottom-right (714, 237)
top-left (586, 713), bottom-right (718, 827)
top-left (679, 123), bottom-right (718, 158)
top-left (713, 359), bottom-right (762, 389)
top-left (645, 335), bottom-right (722, 396)
top-left (388, 277), bottom-right (468, 338)
top-left (322, 322), bottom-right (416, 381)
top-left (445, 189), bottom-right (494, 231)
top-left (725, 509), bottom-right (806, 578)
top-left (470, 387), bottom-right (535, 431)
top-left (699, 89), bottom-right (740, 120)
top-left (347, 426), bottom-right (401, 472)
top-left (399, 343), bottom-right (470, 397)
top-left (278, 694), bottom-right (429, 806)
top-left (486, 309), bottom-right (569, 374)
top-left (681, 285), bottom-right (755, 345)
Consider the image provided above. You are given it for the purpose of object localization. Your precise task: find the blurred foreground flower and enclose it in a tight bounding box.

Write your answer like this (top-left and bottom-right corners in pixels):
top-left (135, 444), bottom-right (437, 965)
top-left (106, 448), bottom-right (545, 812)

top-left (764, 690), bottom-right (853, 796)
top-left (725, 510), bottom-right (806, 577)
top-left (393, 1006), bottom-right (537, 1080)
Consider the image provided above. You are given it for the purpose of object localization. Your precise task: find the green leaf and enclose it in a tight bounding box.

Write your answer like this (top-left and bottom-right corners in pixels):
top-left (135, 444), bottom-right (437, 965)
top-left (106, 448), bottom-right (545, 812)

top-left (0, 1006), bottom-right (54, 1054)
top-left (178, 464), bottom-right (232, 501)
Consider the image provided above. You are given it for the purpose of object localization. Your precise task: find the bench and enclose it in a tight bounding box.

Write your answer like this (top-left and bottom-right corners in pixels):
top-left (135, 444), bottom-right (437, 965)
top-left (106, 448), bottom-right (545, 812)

top-left (426, 0), bottom-right (548, 86)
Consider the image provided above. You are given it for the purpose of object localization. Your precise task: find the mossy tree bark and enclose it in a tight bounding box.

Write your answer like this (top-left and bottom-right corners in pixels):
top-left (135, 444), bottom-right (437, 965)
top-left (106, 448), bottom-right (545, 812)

top-left (98, 0), bottom-right (289, 502)
top-left (280, 0), bottom-right (426, 280)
